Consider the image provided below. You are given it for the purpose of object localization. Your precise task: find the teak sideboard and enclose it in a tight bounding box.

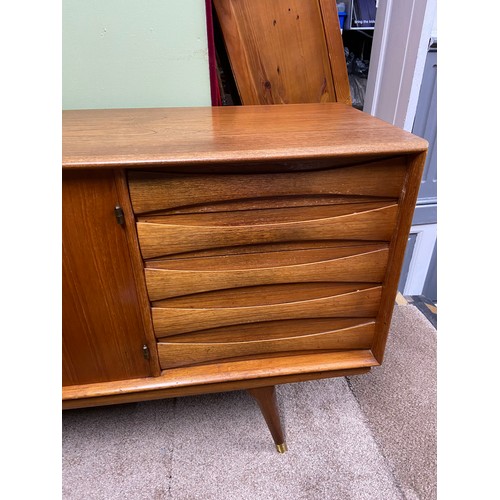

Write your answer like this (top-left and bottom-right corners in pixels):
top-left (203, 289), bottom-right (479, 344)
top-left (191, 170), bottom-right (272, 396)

top-left (62, 103), bottom-right (427, 453)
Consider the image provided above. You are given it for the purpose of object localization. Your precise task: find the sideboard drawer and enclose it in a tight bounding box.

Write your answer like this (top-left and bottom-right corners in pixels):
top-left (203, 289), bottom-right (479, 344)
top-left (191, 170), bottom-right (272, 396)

top-left (156, 318), bottom-right (377, 369)
top-left (146, 244), bottom-right (386, 368)
top-left (126, 158), bottom-right (408, 371)
top-left (143, 244), bottom-right (389, 300)
top-left (152, 284), bottom-right (382, 336)
top-left (135, 202), bottom-right (398, 259)
top-left (127, 157), bottom-right (407, 215)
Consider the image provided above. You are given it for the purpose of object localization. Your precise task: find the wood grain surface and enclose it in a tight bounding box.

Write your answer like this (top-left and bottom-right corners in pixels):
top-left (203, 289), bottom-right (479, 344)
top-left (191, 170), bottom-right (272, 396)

top-left (372, 151), bottom-right (428, 362)
top-left (113, 170), bottom-right (162, 376)
top-left (136, 204), bottom-right (398, 259)
top-left (152, 286), bottom-right (382, 337)
top-left (62, 367), bottom-right (371, 410)
top-left (151, 282), bottom-right (375, 309)
top-left (157, 321), bottom-right (376, 369)
top-left (318, 0), bottom-right (351, 104)
top-left (133, 195), bottom-right (397, 217)
top-left (157, 317), bottom-right (375, 343)
top-left (62, 367), bottom-right (372, 409)
top-left (62, 104), bottom-right (427, 412)
top-left (146, 244), bottom-right (387, 270)
top-left (213, 0), bottom-right (350, 105)
top-left (143, 240), bottom-right (386, 261)
top-left (128, 158), bottom-right (406, 214)
top-left (62, 104), bottom-right (428, 169)
top-left (63, 350), bottom-right (379, 404)
top-left (62, 170), bottom-right (152, 386)
top-left (145, 247), bottom-right (389, 300)
top-left (139, 202), bottom-right (395, 226)
top-left (247, 386), bottom-right (286, 447)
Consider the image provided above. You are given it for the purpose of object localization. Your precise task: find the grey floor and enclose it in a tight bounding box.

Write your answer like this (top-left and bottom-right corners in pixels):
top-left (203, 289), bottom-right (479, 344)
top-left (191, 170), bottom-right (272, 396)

top-left (62, 304), bottom-right (436, 500)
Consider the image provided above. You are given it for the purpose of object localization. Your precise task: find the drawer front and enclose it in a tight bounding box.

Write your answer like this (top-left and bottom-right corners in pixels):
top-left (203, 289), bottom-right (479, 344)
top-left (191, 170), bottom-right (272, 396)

top-left (128, 157), bottom-right (406, 215)
top-left (144, 244), bottom-right (389, 300)
top-left (157, 318), bottom-right (377, 369)
top-left (136, 202), bottom-right (398, 259)
top-left (152, 284), bottom-right (382, 337)
top-left (147, 247), bottom-right (386, 367)
top-left (126, 159), bottom-right (407, 370)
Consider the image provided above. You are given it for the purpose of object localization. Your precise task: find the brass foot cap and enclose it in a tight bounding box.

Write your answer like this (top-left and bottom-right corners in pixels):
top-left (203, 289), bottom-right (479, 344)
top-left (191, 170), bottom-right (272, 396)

top-left (276, 443), bottom-right (288, 453)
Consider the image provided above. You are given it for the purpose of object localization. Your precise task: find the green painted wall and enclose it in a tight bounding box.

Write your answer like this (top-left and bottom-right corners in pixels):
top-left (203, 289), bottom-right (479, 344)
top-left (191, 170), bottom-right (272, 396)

top-left (63, 0), bottom-right (211, 109)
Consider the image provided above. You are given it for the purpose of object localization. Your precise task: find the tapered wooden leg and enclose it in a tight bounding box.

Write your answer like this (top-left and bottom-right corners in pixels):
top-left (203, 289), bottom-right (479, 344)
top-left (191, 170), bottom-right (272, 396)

top-left (247, 385), bottom-right (287, 453)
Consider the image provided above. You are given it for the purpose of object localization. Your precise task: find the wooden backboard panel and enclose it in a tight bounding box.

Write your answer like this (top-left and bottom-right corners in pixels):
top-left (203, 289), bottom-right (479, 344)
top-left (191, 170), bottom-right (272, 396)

top-left (213, 0), bottom-right (351, 105)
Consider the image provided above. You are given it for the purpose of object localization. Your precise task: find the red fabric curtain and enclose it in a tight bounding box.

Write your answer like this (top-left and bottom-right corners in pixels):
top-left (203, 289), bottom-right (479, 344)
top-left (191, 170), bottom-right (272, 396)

top-left (205, 0), bottom-right (222, 106)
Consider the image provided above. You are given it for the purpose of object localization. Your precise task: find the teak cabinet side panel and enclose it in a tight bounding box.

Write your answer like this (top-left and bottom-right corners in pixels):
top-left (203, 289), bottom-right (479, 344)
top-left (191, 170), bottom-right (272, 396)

top-left (372, 152), bottom-right (428, 362)
top-left (62, 170), bottom-right (152, 386)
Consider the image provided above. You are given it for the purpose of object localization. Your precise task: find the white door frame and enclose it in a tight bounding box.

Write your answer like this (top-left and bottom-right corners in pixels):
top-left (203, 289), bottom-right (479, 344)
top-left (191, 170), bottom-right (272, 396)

top-left (363, 0), bottom-right (436, 131)
top-left (364, 0), bottom-right (437, 298)
top-left (403, 223), bottom-right (437, 295)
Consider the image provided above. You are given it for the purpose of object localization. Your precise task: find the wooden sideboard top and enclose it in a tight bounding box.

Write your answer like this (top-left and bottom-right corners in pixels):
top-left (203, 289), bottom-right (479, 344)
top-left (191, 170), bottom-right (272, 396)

top-left (62, 103), bottom-right (428, 169)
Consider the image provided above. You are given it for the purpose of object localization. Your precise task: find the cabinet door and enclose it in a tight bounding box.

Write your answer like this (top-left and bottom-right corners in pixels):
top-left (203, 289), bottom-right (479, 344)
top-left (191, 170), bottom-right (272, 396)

top-left (63, 170), bottom-right (152, 386)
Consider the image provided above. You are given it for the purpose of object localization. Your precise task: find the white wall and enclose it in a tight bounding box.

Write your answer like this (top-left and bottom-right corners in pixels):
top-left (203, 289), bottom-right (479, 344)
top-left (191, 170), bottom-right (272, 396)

top-left (63, 0), bottom-right (211, 109)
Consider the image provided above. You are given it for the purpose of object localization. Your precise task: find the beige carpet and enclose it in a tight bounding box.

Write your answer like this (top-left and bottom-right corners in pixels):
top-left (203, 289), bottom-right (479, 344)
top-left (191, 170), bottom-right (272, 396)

top-left (62, 304), bottom-right (436, 500)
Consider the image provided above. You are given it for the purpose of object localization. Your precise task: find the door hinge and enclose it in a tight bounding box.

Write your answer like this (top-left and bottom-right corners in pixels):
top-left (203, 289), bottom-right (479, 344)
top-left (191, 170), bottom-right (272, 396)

top-left (114, 205), bottom-right (125, 225)
top-left (142, 344), bottom-right (150, 360)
